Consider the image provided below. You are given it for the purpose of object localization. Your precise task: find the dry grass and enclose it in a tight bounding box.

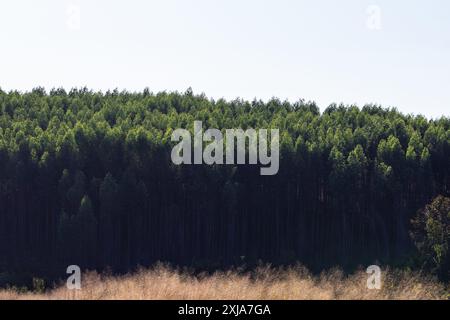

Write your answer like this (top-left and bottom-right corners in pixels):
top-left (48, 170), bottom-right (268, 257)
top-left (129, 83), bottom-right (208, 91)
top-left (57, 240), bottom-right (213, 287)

top-left (0, 264), bottom-right (447, 300)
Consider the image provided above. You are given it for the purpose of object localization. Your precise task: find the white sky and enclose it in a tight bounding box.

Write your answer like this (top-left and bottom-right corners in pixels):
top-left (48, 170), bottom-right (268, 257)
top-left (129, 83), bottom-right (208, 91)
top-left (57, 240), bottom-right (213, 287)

top-left (1, 0), bottom-right (449, 118)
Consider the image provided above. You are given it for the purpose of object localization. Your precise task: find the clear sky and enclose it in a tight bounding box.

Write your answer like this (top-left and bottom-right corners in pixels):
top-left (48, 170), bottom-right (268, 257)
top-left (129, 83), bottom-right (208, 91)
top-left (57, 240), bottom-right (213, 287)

top-left (1, 0), bottom-right (449, 118)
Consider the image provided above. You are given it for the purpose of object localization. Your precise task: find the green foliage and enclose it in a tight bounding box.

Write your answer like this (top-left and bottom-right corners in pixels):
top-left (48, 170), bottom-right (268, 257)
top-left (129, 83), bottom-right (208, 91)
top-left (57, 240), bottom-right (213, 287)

top-left (0, 88), bottom-right (448, 275)
top-left (32, 277), bottom-right (45, 294)
top-left (411, 196), bottom-right (450, 280)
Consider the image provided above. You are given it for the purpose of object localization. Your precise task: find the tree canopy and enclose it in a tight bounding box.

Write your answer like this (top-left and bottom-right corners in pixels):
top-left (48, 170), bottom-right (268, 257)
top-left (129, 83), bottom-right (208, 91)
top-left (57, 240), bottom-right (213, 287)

top-left (0, 87), bottom-right (449, 278)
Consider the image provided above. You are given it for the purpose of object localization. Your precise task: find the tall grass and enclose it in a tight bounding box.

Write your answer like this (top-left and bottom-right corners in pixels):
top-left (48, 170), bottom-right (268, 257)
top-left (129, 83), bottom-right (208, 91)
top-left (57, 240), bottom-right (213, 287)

top-left (0, 265), bottom-right (447, 300)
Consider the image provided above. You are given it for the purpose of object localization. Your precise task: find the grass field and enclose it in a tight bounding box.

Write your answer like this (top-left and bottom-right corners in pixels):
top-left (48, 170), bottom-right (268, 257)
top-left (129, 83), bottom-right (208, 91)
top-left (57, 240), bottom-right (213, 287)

top-left (0, 265), bottom-right (447, 300)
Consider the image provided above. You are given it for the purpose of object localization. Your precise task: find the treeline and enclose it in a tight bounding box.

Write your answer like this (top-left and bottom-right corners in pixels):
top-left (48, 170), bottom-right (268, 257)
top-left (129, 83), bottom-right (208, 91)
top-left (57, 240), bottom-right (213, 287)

top-left (0, 87), bottom-right (449, 278)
